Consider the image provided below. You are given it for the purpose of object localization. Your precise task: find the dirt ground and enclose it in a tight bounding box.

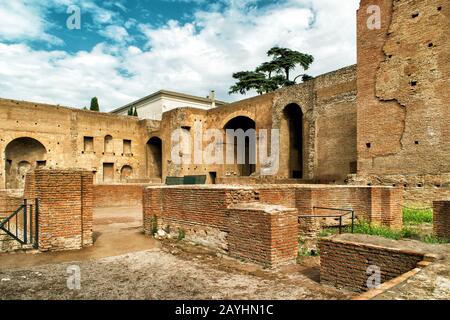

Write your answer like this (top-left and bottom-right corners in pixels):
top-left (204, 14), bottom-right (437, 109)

top-left (0, 206), bottom-right (350, 300)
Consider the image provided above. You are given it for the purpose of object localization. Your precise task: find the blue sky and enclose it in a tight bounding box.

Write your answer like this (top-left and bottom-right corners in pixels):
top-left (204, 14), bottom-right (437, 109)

top-left (0, 0), bottom-right (360, 111)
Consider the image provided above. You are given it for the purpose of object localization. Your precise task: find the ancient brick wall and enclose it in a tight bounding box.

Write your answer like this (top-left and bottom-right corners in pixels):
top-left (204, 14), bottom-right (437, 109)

top-left (143, 184), bottom-right (403, 238)
top-left (143, 185), bottom-right (259, 233)
top-left (0, 98), bottom-right (160, 187)
top-left (227, 203), bottom-right (298, 267)
top-left (355, 0), bottom-right (450, 203)
top-left (93, 184), bottom-right (152, 208)
top-left (257, 185), bottom-right (403, 231)
top-left (25, 169), bottom-right (94, 251)
top-left (143, 184), bottom-right (404, 267)
top-left (319, 235), bottom-right (425, 292)
top-left (433, 201), bottom-right (450, 239)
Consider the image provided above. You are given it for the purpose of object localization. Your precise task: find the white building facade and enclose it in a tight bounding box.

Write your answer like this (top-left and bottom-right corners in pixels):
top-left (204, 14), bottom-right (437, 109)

top-left (111, 90), bottom-right (227, 120)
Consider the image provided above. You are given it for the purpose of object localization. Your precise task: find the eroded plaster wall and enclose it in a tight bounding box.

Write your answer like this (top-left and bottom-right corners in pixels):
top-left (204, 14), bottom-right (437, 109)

top-left (355, 0), bottom-right (450, 203)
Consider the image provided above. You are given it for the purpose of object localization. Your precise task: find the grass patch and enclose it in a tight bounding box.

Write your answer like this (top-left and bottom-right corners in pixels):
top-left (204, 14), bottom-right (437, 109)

top-left (320, 220), bottom-right (449, 244)
top-left (403, 208), bottom-right (433, 224)
top-left (350, 221), bottom-right (405, 240)
top-left (177, 228), bottom-right (186, 241)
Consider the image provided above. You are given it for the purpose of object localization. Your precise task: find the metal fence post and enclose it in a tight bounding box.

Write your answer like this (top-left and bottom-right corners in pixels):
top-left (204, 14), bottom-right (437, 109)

top-left (34, 198), bottom-right (39, 249)
top-left (23, 199), bottom-right (27, 244)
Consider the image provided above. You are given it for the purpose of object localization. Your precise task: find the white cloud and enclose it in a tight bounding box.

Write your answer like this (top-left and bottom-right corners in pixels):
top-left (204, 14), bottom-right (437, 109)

top-left (0, 1), bottom-right (63, 45)
top-left (0, 0), bottom-right (360, 111)
top-left (99, 25), bottom-right (130, 43)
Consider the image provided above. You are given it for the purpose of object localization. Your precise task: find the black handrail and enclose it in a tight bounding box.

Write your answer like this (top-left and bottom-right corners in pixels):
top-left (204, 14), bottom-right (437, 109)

top-left (298, 206), bottom-right (355, 234)
top-left (0, 199), bottom-right (39, 247)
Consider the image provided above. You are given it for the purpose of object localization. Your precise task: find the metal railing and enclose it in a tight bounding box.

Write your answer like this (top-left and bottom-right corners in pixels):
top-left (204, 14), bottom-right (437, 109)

top-left (0, 199), bottom-right (39, 248)
top-left (298, 206), bottom-right (355, 234)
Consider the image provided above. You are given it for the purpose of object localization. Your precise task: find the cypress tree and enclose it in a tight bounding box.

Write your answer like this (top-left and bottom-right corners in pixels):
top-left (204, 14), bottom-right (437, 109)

top-left (90, 97), bottom-right (100, 111)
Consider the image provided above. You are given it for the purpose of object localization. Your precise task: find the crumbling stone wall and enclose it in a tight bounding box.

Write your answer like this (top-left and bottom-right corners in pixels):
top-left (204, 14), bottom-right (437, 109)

top-left (433, 201), bottom-right (450, 239)
top-left (319, 234), bottom-right (428, 292)
top-left (356, 0), bottom-right (450, 204)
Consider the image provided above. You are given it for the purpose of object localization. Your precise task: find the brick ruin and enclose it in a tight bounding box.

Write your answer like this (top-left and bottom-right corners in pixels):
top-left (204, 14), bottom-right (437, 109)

top-left (433, 201), bottom-right (450, 240)
top-left (0, 0), bottom-right (448, 207)
top-left (142, 184), bottom-right (403, 267)
top-left (319, 234), bottom-right (436, 293)
top-left (0, 0), bottom-right (448, 276)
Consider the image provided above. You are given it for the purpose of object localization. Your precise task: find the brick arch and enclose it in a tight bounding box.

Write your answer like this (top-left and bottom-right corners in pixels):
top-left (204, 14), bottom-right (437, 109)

top-left (271, 98), bottom-right (314, 180)
top-left (220, 111), bottom-right (255, 130)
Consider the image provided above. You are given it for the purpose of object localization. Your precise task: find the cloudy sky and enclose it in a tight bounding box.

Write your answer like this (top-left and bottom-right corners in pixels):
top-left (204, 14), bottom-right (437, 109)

top-left (0, 0), bottom-right (359, 111)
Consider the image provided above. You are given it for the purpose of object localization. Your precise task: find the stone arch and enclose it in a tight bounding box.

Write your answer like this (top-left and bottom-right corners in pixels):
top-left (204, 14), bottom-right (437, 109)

top-left (223, 116), bottom-right (256, 177)
top-left (147, 137), bottom-right (162, 178)
top-left (104, 135), bottom-right (113, 154)
top-left (120, 165), bottom-right (133, 182)
top-left (272, 96), bottom-right (314, 180)
top-left (4, 137), bottom-right (47, 189)
top-left (281, 103), bottom-right (304, 178)
top-left (220, 110), bottom-right (255, 130)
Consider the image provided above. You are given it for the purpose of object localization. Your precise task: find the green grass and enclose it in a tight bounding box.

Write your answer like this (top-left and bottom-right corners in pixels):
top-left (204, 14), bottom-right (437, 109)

top-left (350, 221), bottom-right (405, 240)
top-left (403, 208), bottom-right (433, 224)
top-left (320, 220), bottom-right (449, 244)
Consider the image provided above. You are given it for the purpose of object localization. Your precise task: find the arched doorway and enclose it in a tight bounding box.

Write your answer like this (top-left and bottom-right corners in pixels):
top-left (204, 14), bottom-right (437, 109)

top-left (120, 165), bottom-right (133, 182)
top-left (5, 137), bottom-right (47, 189)
top-left (147, 137), bottom-right (162, 178)
top-left (282, 104), bottom-right (303, 178)
top-left (224, 116), bottom-right (256, 176)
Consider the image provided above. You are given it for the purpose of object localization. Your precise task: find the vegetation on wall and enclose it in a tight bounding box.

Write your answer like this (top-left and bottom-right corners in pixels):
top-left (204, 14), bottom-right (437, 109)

top-left (229, 46), bottom-right (314, 95)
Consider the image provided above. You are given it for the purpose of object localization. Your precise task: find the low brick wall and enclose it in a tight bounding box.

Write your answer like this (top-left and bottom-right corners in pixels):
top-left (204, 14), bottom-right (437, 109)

top-left (319, 235), bottom-right (426, 292)
top-left (24, 169), bottom-right (94, 252)
top-left (433, 201), bottom-right (450, 239)
top-left (257, 185), bottom-right (403, 231)
top-left (227, 203), bottom-right (298, 267)
top-left (143, 185), bottom-right (259, 233)
top-left (93, 184), bottom-right (151, 208)
top-left (143, 184), bottom-right (403, 267)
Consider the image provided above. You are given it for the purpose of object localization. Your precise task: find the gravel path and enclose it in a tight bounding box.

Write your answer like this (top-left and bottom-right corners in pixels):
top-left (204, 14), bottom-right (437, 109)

top-left (0, 244), bottom-right (349, 300)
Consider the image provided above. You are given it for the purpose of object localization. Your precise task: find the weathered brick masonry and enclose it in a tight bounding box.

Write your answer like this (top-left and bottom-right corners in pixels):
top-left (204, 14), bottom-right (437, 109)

top-left (143, 184), bottom-right (403, 266)
top-left (257, 185), bottom-right (403, 231)
top-left (355, 0), bottom-right (450, 204)
top-left (24, 169), bottom-right (93, 251)
top-left (93, 184), bottom-right (154, 208)
top-left (319, 235), bottom-right (427, 292)
top-left (227, 203), bottom-right (298, 267)
top-left (433, 201), bottom-right (450, 239)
